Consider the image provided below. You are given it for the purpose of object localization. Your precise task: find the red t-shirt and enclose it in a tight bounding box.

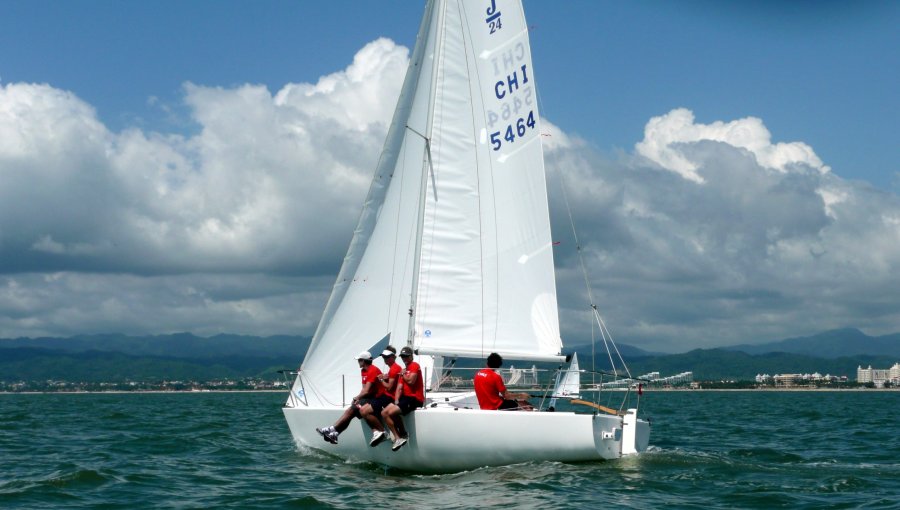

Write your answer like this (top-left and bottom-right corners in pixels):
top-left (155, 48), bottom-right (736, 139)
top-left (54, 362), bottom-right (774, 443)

top-left (398, 360), bottom-right (425, 403)
top-left (474, 368), bottom-right (506, 410)
top-left (361, 364), bottom-right (383, 398)
top-left (382, 362), bottom-right (403, 397)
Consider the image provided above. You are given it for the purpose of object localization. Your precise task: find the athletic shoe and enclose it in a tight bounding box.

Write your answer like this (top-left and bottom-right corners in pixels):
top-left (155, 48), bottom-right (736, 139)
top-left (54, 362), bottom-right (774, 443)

top-left (391, 436), bottom-right (408, 451)
top-left (316, 427), bottom-right (338, 445)
top-left (369, 430), bottom-right (387, 447)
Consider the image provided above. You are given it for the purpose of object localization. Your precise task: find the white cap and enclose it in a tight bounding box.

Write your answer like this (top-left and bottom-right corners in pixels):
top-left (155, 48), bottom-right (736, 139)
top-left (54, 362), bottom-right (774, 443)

top-left (355, 351), bottom-right (373, 361)
top-left (381, 349), bottom-right (395, 357)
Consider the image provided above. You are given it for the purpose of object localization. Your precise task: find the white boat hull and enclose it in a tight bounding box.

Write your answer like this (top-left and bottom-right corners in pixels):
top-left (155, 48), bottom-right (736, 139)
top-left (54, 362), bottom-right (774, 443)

top-left (283, 403), bottom-right (650, 473)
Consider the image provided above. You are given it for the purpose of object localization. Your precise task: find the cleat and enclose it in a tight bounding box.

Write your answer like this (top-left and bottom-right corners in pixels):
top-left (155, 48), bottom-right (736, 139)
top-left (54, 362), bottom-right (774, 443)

top-left (369, 430), bottom-right (387, 447)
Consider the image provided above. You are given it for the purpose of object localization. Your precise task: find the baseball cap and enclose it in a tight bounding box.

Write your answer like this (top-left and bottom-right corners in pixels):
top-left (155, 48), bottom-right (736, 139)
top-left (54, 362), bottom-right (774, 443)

top-left (381, 349), bottom-right (395, 357)
top-left (399, 346), bottom-right (414, 357)
top-left (355, 351), bottom-right (373, 361)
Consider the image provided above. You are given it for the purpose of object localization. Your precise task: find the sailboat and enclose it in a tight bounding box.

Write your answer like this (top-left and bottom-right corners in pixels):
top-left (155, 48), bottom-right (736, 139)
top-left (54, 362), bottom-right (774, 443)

top-left (283, 0), bottom-right (650, 473)
top-left (552, 352), bottom-right (581, 399)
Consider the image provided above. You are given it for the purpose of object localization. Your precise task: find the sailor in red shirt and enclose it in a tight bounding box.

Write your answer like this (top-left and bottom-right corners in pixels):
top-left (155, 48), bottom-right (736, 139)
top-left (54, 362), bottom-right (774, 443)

top-left (359, 346), bottom-right (403, 447)
top-left (380, 346), bottom-right (424, 451)
top-left (315, 350), bottom-right (383, 445)
top-left (474, 352), bottom-right (531, 410)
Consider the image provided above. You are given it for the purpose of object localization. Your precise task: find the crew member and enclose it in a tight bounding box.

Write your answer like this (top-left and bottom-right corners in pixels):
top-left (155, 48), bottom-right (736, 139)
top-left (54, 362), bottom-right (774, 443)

top-left (474, 352), bottom-right (531, 410)
top-left (360, 346), bottom-right (402, 447)
top-left (315, 351), bottom-right (383, 444)
top-left (381, 346), bottom-right (424, 451)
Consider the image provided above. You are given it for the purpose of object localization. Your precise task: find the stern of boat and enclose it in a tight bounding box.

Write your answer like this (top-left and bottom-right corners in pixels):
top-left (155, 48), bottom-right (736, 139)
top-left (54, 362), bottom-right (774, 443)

top-left (621, 408), bottom-right (651, 455)
top-left (590, 408), bottom-right (651, 458)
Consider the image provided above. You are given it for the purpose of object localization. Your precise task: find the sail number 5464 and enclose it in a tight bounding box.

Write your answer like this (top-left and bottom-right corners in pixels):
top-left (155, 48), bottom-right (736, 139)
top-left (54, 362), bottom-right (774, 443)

top-left (490, 111), bottom-right (536, 151)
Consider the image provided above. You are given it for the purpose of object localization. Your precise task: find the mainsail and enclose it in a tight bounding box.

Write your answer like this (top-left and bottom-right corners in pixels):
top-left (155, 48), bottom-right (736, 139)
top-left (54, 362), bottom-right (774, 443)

top-left (297, 0), bottom-right (563, 408)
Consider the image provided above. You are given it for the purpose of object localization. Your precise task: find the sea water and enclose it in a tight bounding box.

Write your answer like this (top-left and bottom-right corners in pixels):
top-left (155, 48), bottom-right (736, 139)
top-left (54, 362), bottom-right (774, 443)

top-left (1, 391), bottom-right (898, 509)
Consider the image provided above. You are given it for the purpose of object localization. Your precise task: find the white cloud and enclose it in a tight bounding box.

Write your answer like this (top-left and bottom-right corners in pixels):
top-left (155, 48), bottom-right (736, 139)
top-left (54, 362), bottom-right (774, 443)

top-left (0, 39), bottom-right (407, 337)
top-left (548, 110), bottom-right (899, 351)
top-left (1, 40), bottom-right (898, 351)
top-left (0, 38), bottom-right (408, 278)
top-left (635, 108), bottom-right (830, 183)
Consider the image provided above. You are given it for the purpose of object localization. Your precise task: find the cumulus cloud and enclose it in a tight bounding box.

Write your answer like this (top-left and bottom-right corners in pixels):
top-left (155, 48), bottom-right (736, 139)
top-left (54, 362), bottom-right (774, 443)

top-left (0, 39), bottom-right (408, 337)
top-left (546, 111), bottom-right (899, 351)
top-left (635, 108), bottom-right (830, 183)
top-left (1, 39), bottom-right (898, 350)
top-left (0, 38), bottom-right (408, 278)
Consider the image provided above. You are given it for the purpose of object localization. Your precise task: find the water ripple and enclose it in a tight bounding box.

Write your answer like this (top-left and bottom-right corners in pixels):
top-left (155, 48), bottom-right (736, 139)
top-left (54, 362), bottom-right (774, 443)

top-left (1, 391), bottom-right (900, 509)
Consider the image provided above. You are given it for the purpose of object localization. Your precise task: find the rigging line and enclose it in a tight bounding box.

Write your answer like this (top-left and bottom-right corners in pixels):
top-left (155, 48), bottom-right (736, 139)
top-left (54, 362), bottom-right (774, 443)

top-left (596, 310), bottom-right (632, 379)
top-left (595, 307), bottom-right (618, 380)
top-left (302, 374), bottom-right (343, 407)
top-left (531, 19), bottom-right (634, 384)
top-left (591, 304), bottom-right (596, 388)
top-left (557, 171), bottom-right (597, 307)
top-left (557, 164), bottom-right (627, 379)
top-left (405, 125), bottom-right (428, 140)
top-left (406, 126), bottom-right (438, 203)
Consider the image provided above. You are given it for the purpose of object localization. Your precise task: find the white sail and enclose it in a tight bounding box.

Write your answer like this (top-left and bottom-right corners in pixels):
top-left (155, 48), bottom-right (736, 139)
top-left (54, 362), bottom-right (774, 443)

top-left (296, 3), bottom-right (440, 407)
top-left (411, 1), bottom-right (563, 362)
top-left (296, 0), bottom-right (563, 407)
top-left (552, 352), bottom-right (581, 398)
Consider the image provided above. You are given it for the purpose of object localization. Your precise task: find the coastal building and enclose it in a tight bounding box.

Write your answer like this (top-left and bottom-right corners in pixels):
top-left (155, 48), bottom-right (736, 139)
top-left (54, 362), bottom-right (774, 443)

top-left (857, 364), bottom-right (900, 387)
top-left (600, 371), bottom-right (693, 389)
top-left (774, 374), bottom-right (802, 387)
top-left (759, 373), bottom-right (844, 386)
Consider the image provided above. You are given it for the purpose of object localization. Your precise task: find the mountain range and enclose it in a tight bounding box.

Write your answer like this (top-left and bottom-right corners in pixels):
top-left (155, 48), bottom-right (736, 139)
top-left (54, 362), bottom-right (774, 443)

top-left (0, 333), bottom-right (308, 382)
top-left (724, 328), bottom-right (900, 358)
top-left (1, 328), bottom-right (897, 382)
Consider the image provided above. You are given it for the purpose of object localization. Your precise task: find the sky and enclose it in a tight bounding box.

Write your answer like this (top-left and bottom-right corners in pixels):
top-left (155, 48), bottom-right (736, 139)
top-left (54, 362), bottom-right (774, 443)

top-left (1, 0), bottom-right (898, 352)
